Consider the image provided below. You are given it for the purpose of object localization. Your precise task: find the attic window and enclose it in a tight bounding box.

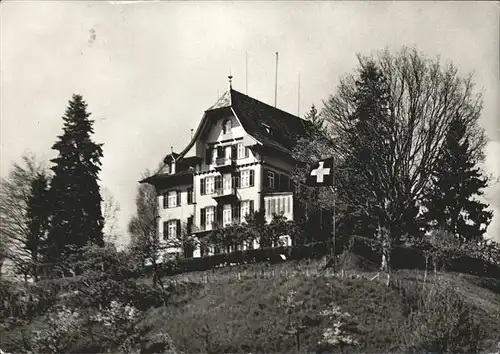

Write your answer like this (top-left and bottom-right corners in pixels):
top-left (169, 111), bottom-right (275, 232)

top-left (261, 123), bottom-right (272, 135)
top-left (222, 119), bottom-right (232, 134)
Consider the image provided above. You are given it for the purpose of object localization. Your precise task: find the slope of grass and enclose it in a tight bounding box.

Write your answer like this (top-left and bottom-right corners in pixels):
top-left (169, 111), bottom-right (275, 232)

top-left (3, 255), bottom-right (499, 353)
top-left (138, 257), bottom-right (500, 353)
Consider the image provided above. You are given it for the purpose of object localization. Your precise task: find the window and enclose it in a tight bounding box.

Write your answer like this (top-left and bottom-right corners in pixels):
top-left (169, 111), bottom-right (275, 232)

top-left (240, 170), bottom-right (250, 187)
top-left (222, 119), bottom-right (232, 134)
top-left (206, 177), bottom-right (214, 194)
top-left (223, 175), bottom-right (232, 192)
top-left (167, 220), bottom-right (177, 239)
top-left (267, 170), bottom-right (275, 189)
top-left (241, 200), bottom-right (254, 219)
top-left (223, 204), bottom-right (232, 226)
top-left (239, 170), bottom-right (254, 188)
top-left (217, 146), bottom-right (224, 158)
top-left (167, 191), bottom-right (177, 208)
top-left (206, 207), bottom-right (215, 228)
top-left (187, 187), bottom-right (194, 204)
top-left (225, 146), bottom-right (232, 159)
top-left (237, 144), bottom-right (246, 159)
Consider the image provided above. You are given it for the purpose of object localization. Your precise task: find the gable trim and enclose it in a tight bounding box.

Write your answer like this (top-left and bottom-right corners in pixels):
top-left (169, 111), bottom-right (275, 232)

top-left (177, 103), bottom-right (263, 161)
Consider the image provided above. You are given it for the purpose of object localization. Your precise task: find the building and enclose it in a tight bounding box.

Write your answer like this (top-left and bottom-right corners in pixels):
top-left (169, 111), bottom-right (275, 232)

top-left (141, 78), bottom-right (310, 258)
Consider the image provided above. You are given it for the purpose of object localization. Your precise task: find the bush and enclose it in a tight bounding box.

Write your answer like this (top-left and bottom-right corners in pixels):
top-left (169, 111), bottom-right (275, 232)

top-left (399, 282), bottom-right (484, 353)
top-left (316, 303), bottom-right (360, 354)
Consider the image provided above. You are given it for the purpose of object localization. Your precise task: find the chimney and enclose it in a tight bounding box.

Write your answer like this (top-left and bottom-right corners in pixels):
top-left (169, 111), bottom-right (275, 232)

top-left (170, 146), bottom-right (176, 174)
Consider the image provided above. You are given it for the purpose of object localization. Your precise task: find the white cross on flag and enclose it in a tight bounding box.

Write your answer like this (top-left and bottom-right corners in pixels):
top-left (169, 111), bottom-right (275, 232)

top-left (306, 157), bottom-right (334, 186)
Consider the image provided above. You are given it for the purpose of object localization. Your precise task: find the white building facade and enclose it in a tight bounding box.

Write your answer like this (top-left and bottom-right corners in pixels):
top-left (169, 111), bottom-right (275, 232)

top-left (141, 83), bottom-right (309, 258)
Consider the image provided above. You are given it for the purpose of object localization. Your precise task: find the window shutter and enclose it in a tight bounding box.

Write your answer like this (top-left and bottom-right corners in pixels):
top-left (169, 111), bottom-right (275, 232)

top-left (250, 170), bottom-right (255, 187)
top-left (216, 205), bottom-right (223, 224)
top-left (215, 175), bottom-right (221, 191)
top-left (283, 175), bottom-right (289, 190)
top-left (176, 220), bottom-right (181, 237)
top-left (163, 194), bottom-right (167, 209)
top-left (200, 178), bottom-right (205, 195)
top-left (187, 216), bottom-right (193, 233)
top-left (163, 221), bottom-right (168, 240)
top-left (249, 200), bottom-right (254, 213)
top-left (205, 148), bottom-right (212, 164)
top-left (201, 208), bottom-right (206, 228)
top-left (176, 190), bottom-right (181, 206)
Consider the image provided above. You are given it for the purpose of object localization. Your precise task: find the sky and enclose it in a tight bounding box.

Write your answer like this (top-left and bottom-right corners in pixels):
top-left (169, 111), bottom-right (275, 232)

top-left (1, 1), bottom-right (499, 247)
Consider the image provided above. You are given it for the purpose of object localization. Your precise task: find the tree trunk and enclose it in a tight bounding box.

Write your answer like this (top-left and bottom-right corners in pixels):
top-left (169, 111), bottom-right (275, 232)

top-left (379, 226), bottom-right (391, 274)
top-left (423, 254), bottom-right (429, 287)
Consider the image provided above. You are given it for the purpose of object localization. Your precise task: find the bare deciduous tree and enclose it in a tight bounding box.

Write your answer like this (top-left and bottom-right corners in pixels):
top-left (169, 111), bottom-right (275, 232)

top-left (127, 170), bottom-right (159, 268)
top-left (101, 186), bottom-right (121, 244)
top-left (323, 47), bottom-right (488, 273)
top-left (0, 152), bottom-right (49, 279)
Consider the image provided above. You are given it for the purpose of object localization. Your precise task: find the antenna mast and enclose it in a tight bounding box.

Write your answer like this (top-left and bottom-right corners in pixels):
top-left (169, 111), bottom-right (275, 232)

top-left (297, 73), bottom-right (301, 117)
top-left (274, 52), bottom-right (278, 107)
top-left (246, 52), bottom-right (248, 95)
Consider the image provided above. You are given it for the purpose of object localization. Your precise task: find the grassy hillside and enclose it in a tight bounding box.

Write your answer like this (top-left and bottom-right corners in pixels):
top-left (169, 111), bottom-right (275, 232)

top-left (138, 257), bottom-right (500, 353)
top-left (2, 254), bottom-right (499, 353)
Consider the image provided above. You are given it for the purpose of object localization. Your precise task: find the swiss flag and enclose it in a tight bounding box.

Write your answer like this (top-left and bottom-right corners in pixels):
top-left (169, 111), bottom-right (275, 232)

top-left (306, 157), bottom-right (334, 186)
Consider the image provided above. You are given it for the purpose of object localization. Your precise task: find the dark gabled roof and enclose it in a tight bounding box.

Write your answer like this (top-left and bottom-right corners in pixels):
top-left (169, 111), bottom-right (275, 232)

top-left (229, 89), bottom-right (310, 153)
top-left (140, 169), bottom-right (193, 185)
top-left (142, 88), bottom-right (311, 185)
top-left (203, 88), bottom-right (310, 154)
top-left (163, 152), bottom-right (180, 163)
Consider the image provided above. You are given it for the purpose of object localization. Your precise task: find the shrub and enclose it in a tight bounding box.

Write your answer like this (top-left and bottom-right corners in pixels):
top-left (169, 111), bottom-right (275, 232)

top-left (399, 282), bottom-right (484, 353)
top-left (31, 305), bottom-right (82, 353)
top-left (140, 332), bottom-right (180, 354)
top-left (316, 303), bottom-right (360, 354)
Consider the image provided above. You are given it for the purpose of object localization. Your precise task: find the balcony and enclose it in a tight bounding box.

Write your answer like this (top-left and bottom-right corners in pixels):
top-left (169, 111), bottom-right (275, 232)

top-left (212, 187), bottom-right (240, 203)
top-left (198, 219), bottom-right (243, 232)
top-left (214, 156), bottom-right (236, 172)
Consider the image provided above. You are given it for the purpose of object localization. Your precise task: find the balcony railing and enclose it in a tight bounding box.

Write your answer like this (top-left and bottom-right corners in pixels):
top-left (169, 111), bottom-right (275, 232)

top-left (214, 187), bottom-right (236, 196)
top-left (215, 156), bottom-right (235, 167)
top-left (200, 219), bottom-right (242, 231)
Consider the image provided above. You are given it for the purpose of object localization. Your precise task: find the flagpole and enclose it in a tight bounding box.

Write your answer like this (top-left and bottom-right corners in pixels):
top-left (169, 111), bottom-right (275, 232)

top-left (330, 157), bottom-right (336, 274)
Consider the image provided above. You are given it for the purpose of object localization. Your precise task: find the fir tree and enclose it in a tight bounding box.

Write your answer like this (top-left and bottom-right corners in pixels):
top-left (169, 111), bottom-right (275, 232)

top-left (423, 116), bottom-right (492, 243)
top-left (47, 94), bottom-right (104, 274)
top-left (25, 172), bottom-right (50, 280)
top-left (304, 104), bottom-right (325, 135)
top-left (291, 104), bottom-right (335, 244)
